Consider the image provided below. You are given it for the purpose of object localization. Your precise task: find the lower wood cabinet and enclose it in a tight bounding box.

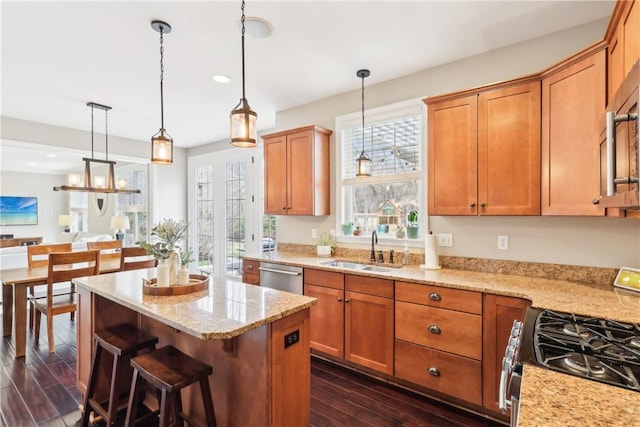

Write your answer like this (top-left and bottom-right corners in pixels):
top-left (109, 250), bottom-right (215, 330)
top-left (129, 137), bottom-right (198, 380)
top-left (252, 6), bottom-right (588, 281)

top-left (395, 340), bottom-right (482, 406)
top-left (242, 259), bottom-right (260, 285)
top-left (304, 268), bottom-right (394, 375)
top-left (482, 294), bottom-right (531, 414)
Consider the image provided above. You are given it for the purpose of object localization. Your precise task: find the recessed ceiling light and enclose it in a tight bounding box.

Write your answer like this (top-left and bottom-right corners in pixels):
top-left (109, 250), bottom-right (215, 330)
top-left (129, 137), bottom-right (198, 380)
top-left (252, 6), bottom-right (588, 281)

top-left (28, 162), bottom-right (37, 166)
top-left (47, 153), bottom-right (57, 158)
top-left (242, 17), bottom-right (273, 39)
top-left (213, 74), bottom-right (231, 84)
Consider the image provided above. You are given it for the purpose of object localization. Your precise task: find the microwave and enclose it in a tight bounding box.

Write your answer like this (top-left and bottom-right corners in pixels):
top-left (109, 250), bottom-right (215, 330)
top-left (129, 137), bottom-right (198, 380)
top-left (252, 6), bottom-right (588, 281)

top-left (597, 61), bottom-right (639, 209)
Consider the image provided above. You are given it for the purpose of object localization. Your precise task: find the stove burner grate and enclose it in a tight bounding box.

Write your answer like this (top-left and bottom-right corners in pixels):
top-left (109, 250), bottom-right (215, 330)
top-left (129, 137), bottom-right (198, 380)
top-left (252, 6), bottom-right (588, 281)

top-left (563, 353), bottom-right (606, 376)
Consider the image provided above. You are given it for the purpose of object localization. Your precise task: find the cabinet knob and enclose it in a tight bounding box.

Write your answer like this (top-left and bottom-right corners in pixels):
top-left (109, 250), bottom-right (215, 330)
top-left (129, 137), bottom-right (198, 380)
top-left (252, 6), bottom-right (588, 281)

top-left (470, 202), bottom-right (476, 208)
top-left (592, 198), bottom-right (600, 205)
top-left (337, 297), bottom-right (342, 302)
top-left (428, 292), bottom-right (441, 301)
top-left (344, 298), bottom-right (350, 303)
top-left (480, 202), bottom-right (486, 208)
top-left (248, 264), bottom-right (253, 270)
top-left (282, 206), bottom-right (287, 210)
top-left (428, 324), bottom-right (441, 334)
top-left (428, 367), bottom-right (440, 377)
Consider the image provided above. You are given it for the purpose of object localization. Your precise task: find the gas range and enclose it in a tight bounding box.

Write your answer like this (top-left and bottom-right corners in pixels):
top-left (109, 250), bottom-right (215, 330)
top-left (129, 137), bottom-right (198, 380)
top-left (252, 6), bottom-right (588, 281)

top-left (520, 308), bottom-right (640, 392)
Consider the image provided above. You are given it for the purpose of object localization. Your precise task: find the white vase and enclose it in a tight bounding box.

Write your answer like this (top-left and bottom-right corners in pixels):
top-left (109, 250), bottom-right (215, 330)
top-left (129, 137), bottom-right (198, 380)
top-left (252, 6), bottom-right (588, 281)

top-left (177, 267), bottom-right (190, 285)
top-left (168, 249), bottom-right (180, 285)
top-left (157, 259), bottom-right (171, 287)
top-left (317, 245), bottom-right (332, 257)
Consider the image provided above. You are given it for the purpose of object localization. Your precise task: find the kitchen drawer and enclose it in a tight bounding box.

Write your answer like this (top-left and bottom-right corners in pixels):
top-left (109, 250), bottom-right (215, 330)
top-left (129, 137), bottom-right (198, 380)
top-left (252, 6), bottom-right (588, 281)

top-left (345, 274), bottom-right (393, 298)
top-left (304, 268), bottom-right (344, 290)
top-left (243, 259), bottom-right (260, 276)
top-left (395, 281), bottom-right (482, 314)
top-left (243, 272), bottom-right (260, 286)
top-left (395, 340), bottom-right (482, 406)
top-left (395, 301), bottom-right (482, 360)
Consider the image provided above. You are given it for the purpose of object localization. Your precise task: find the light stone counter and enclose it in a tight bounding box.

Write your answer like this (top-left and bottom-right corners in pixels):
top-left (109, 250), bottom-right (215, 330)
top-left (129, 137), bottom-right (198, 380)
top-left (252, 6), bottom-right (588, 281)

top-left (73, 268), bottom-right (316, 340)
top-left (245, 252), bottom-right (640, 426)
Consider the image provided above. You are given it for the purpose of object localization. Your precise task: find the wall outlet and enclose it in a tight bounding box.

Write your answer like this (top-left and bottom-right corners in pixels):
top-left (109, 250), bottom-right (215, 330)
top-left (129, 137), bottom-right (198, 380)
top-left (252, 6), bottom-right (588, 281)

top-left (438, 233), bottom-right (453, 247)
top-left (498, 235), bottom-right (509, 250)
top-left (311, 229), bottom-right (317, 239)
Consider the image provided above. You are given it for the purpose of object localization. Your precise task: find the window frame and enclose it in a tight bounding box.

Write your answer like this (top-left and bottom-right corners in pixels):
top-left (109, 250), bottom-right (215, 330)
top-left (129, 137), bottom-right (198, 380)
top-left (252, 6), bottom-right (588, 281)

top-left (335, 98), bottom-right (428, 247)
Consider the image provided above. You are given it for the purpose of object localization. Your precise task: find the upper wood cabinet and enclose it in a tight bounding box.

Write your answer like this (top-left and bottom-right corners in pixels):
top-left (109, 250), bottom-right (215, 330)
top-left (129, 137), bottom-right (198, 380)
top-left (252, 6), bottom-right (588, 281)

top-left (426, 79), bottom-right (541, 215)
top-left (541, 43), bottom-right (607, 216)
top-left (606, 0), bottom-right (639, 101)
top-left (263, 125), bottom-right (332, 216)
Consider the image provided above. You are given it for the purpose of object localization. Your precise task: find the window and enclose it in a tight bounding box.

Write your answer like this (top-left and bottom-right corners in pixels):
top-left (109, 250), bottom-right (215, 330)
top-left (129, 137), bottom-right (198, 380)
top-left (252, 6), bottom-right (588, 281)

top-left (337, 99), bottom-right (424, 241)
top-left (116, 165), bottom-right (149, 246)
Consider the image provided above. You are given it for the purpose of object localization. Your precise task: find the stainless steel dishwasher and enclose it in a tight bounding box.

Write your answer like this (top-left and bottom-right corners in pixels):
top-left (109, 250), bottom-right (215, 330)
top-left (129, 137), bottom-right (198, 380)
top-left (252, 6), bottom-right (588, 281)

top-left (258, 262), bottom-right (303, 294)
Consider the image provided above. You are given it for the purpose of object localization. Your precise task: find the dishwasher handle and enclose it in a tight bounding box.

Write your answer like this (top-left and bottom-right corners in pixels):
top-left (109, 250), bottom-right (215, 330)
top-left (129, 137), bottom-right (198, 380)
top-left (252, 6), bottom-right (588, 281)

top-left (258, 266), bottom-right (302, 276)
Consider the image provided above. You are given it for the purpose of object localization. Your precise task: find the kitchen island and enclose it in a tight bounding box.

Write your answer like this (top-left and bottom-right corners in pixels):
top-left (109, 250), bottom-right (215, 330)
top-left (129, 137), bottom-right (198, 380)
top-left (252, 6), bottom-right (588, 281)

top-left (73, 268), bottom-right (316, 427)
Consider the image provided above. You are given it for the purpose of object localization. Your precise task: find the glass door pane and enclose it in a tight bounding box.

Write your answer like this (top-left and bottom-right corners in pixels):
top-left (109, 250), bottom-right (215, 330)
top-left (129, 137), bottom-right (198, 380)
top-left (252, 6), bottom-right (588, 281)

top-left (225, 160), bottom-right (246, 277)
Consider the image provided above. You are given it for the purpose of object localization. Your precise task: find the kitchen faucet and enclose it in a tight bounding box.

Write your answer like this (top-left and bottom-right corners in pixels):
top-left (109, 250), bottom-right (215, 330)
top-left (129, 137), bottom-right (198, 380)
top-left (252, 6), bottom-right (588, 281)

top-left (370, 230), bottom-right (378, 262)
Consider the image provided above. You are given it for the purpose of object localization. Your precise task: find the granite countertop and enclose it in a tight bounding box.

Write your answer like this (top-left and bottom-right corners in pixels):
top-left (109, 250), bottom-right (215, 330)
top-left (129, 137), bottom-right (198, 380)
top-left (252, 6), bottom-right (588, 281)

top-left (73, 268), bottom-right (316, 340)
top-left (244, 251), bottom-right (640, 426)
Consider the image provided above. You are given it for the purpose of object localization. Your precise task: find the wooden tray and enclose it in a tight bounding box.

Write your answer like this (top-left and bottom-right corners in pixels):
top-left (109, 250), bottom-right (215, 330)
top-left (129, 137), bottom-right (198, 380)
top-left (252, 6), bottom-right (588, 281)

top-left (142, 274), bottom-right (210, 296)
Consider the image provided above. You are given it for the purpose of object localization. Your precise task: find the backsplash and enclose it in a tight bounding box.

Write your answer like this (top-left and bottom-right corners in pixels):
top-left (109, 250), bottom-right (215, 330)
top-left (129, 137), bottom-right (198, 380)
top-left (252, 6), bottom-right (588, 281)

top-left (274, 243), bottom-right (618, 288)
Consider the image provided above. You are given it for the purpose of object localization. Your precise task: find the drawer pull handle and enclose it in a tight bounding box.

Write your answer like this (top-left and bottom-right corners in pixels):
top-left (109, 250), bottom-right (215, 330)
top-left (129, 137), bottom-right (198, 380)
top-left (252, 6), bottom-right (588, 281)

top-left (428, 367), bottom-right (440, 377)
top-left (428, 292), bottom-right (441, 301)
top-left (428, 325), bottom-right (441, 334)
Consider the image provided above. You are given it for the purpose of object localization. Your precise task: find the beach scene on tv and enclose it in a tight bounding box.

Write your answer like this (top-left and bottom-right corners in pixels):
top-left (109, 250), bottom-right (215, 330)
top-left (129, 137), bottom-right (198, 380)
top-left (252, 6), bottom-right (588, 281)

top-left (0, 196), bottom-right (38, 226)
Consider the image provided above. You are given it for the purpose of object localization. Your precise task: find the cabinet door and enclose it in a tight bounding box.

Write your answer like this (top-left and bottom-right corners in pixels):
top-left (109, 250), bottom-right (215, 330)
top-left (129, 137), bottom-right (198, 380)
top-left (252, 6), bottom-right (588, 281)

top-left (305, 284), bottom-right (344, 357)
top-left (478, 81), bottom-right (541, 215)
top-left (622, 0), bottom-right (639, 80)
top-left (264, 135), bottom-right (288, 215)
top-left (287, 130), bottom-right (315, 215)
top-left (609, 25), bottom-right (624, 102)
top-left (428, 95), bottom-right (478, 215)
top-left (345, 291), bottom-right (394, 374)
top-left (542, 49), bottom-right (606, 215)
top-left (482, 294), bottom-right (530, 415)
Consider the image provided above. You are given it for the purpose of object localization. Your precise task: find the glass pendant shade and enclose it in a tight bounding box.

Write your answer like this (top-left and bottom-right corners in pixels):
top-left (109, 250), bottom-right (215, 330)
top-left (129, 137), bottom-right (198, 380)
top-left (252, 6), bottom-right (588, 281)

top-left (230, 98), bottom-right (257, 147)
top-left (356, 151), bottom-right (371, 177)
top-left (151, 129), bottom-right (174, 164)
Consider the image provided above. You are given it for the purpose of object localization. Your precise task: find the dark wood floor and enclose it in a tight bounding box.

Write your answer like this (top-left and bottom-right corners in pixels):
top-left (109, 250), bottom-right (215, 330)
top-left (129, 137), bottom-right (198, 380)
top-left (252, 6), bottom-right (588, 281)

top-left (0, 314), bottom-right (503, 426)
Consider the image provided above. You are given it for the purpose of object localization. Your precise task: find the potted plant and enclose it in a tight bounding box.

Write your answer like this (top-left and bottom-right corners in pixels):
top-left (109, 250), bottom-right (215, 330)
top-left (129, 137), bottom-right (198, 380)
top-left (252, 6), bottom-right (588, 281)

top-left (341, 222), bottom-right (354, 236)
top-left (353, 226), bottom-right (362, 236)
top-left (396, 224), bottom-right (405, 239)
top-left (406, 210), bottom-right (420, 239)
top-left (177, 249), bottom-right (194, 285)
top-left (137, 218), bottom-right (189, 285)
top-left (315, 232), bottom-right (336, 257)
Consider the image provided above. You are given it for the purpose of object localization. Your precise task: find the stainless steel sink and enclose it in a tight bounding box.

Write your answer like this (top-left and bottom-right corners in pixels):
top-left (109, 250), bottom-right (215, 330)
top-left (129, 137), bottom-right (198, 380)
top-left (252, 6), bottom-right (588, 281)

top-left (320, 260), bottom-right (367, 269)
top-left (360, 265), bottom-right (395, 273)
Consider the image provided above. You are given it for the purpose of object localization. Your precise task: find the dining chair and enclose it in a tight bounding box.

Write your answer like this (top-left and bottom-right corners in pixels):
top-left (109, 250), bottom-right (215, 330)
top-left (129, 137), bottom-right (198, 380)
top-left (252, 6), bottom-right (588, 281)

top-left (120, 246), bottom-right (157, 271)
top-left (87, 240), bottom-right (123, 264)
top-left (33, 250), bottom-right (100, 353)
top-left (27, 243), bottom-right (73, 329)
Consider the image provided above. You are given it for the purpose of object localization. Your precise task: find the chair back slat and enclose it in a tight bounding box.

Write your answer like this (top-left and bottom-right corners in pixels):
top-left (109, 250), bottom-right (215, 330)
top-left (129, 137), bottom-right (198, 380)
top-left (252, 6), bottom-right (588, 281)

top-left (120, 246), bottom-right (157, 271)
top-left (27, 243), bottom-right (73, 268)
top-left (87, 240), bottom-right (123, 263)
top-left (48, 250), bottom-right (101, 285)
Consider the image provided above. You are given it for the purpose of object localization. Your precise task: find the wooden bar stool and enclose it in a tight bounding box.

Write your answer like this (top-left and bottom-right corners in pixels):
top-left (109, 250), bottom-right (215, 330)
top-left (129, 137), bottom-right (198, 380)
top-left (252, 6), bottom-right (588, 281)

top-left (124, 345), bottom-right (217, 427)
top-left (81, 324), bottom-right (159, 427)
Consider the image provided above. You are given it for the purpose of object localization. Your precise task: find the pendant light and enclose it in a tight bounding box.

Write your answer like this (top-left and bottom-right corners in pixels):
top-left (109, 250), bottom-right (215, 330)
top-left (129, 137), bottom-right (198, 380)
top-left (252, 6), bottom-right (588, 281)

top-left (151, 20), bottom-right (173, 164)
top-left (230, 0), bottom-right (258, 147)
top-left (356, 69), bottom-right (371, 177)
top-left (53, 102), bottom-right (140, 194)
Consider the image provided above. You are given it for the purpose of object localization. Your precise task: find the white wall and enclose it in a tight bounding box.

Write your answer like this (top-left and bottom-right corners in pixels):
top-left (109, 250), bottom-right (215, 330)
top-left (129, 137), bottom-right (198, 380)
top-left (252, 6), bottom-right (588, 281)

top-left (0, 171), bottom-right (67, 242)
top-left (269, 18), bottom-right (640, 269)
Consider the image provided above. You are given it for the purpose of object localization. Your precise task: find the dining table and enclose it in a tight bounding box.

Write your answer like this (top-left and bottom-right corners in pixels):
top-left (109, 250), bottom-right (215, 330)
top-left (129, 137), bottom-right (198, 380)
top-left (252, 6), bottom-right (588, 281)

top-left (1, 259), bottom-right (121, 358)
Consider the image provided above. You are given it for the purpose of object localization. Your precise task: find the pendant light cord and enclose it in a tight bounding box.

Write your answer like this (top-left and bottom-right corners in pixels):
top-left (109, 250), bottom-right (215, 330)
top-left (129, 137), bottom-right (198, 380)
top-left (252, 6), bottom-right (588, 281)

top-left (361, 73), bottom-right (365, 154)
top-left (241, 0), bottom-right (246, 101)
top-left (159, 25), bottom-right (165, 130)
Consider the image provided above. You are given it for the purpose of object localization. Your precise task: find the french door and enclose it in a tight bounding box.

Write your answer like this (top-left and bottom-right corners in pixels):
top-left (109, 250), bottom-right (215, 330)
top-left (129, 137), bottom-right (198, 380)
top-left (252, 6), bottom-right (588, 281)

top-left (189, 149), bottom-right (261, 280)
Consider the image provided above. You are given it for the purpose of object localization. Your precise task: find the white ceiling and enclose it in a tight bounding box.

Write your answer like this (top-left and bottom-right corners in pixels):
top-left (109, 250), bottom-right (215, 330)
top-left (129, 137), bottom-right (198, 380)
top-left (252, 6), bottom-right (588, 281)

top-left (1, 0), bottom-right (615, 173)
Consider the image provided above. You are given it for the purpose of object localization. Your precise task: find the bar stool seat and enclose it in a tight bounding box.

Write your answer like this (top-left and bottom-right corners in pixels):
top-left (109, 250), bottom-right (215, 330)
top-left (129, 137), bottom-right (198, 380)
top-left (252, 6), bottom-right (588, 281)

top-left (81, 324), bottom-right (159, 427)
top-left (125, 345), bottom-right (217, 427)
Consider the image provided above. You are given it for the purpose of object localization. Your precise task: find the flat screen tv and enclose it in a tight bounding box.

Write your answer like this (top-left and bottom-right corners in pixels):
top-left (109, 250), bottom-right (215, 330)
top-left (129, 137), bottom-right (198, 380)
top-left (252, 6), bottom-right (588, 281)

top-left (0, 196), bottom-right (38, 226)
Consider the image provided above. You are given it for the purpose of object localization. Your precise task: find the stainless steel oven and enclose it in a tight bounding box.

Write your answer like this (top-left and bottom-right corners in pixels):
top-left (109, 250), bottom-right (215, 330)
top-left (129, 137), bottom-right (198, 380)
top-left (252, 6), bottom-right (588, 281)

top-left (500, 308), bottom-right (640, 426)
